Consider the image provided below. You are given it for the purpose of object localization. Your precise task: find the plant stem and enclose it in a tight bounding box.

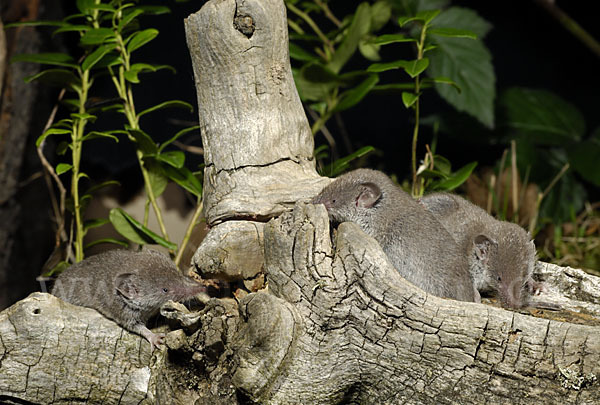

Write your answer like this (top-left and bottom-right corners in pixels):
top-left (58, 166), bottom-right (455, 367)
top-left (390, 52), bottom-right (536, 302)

top-left (314, 0), bottom-right (342, 27)
top-left (411, 24), bottom-right (428, 197)
top-left (286, 2), bottom-right (335, 54)
top-left (533, 0), bottom-right (600, 59)
top-left (175, 200), bottom-right (204, 268)
top-left (111, 28), bottom-right (171, 245)
top-left (71, 69), bottom-right (91, 262)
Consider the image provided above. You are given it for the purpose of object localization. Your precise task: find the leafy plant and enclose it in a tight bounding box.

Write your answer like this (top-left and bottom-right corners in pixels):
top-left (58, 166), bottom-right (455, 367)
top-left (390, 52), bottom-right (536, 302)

top-left (8, 0), bottom-right (202, 268)
top-left (500, 87), bottom-right (600, 225)
top-left (368, 7), bottom-right (480, 196)
top-left (288, 1), bottom-right (492, 195)
top-left (287, 0), bottom-right (388, 138)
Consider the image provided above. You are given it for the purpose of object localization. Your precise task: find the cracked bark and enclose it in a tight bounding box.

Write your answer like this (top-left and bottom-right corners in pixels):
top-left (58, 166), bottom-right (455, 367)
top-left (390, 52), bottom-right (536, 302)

top-left (1, 0), bottom-right (599, 404)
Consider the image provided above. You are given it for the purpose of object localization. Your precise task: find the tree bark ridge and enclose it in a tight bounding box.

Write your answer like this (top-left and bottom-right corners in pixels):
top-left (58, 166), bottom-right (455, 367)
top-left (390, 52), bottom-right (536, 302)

top-left (231, 202), bottom-right (600, 404)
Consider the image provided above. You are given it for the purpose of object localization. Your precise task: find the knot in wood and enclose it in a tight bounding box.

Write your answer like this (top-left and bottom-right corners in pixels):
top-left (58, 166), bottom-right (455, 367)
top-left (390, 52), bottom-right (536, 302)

top-left (234, 14), bottom-right (254, 38)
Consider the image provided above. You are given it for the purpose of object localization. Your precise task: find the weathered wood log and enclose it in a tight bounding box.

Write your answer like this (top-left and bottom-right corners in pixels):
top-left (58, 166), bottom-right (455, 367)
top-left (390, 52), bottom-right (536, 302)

top-left (1, 0), bottom-right (600, 404)
top-left (184, 0), bottom-right (329, 226)
top-left (233, 202), bottom-right (600, 404)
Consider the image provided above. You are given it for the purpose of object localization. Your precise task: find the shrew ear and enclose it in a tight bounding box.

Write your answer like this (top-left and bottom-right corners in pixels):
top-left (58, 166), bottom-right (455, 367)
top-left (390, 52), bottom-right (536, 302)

top-left (356, 182), bottom-right (381, 208)
top-left (473, 234), bottom-right (496, 264)
top-left (115, 273), bottom-right (141, 300)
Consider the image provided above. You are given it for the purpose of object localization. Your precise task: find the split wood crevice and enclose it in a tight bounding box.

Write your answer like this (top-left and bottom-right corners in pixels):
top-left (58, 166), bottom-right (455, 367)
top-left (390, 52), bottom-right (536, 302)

top-left (0, 0), bottom-right (599, 404)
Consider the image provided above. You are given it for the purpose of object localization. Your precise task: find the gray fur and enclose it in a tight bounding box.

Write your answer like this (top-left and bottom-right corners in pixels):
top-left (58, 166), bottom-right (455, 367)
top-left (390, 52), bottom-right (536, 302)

top-left (419, 192), bottom-right (538, 309)
top-left (312, 169), bottom-right (475, 302)
top-left (51, 249), bottom-right (206, 348)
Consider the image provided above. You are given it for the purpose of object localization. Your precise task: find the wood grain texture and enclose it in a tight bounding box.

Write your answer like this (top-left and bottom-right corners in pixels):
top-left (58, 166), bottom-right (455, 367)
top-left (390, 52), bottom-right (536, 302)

top-left (184, 0), bottom-right (329, 225)
top-left (231, 202), bottom-right (600, 404)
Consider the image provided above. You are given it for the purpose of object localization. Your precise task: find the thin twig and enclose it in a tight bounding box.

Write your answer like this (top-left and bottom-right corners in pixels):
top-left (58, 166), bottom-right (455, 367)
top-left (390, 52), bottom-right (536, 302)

top-left (510, 140), bottom-right (519, 223)
top-left (307, 108), bottom-right (338, 159)
top-left (314, 0), bottom-right (342, 27)
top-left (486, 174), bottom-right (496, 214)
top-left (495, 148), bottom-right (508, 215)
top-left (286, 2), bottom-right (335, 54)
top-left (533, 0), bottom-right (600, 59)
top-left (37, 88), bottom-right (67, 247)
top-left (175, 200), bottom-right (204, 268)
top-left (173, 140), bottom-right (204, 155)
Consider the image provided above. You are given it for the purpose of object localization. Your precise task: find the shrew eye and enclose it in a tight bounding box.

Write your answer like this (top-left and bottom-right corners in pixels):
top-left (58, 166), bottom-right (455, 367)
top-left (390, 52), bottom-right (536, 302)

top-left (162, 288), bottom-right (169, 293)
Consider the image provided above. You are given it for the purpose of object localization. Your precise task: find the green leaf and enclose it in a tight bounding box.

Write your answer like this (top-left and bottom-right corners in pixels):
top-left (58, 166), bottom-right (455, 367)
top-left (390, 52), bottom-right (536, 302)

top-left (81, 131), bottom-right (119, 142)
top-left (87, 3), bottom-right (115, 12)
top-left (80, 28), bottom-right (115, 46)
top-left (371, 83), bottom-right (415, 93)
top-left (118, 8), bottom-right (144, 30)
top-left (128, 128), bottom-right (158, 154)
top-left (162, 165), bottom-right (203, 198)
top-left (86, 180), bottom-right (120, 194)
top-left (358, 38), bottom-right (381, 61)
top-left (432, 161), bottom-right (477, 191)
top-left (91, 52), bottom-right (122, 69)
top-left (367, 58), bottom-right (429, 77)
top-left (136, 5), bottom-right (170, 15)
top-left (403, 58), bottom-right (429, 78)
top-left (52, 24), bottom-right (90, 35)
top-left (137, 100), bottom-right (193, 119)
top-left (81, 44), bottom-right (117, 71)
top-left (500, 88), bottom-right (584, 145)
top-left (158, 125), bottom-right (200, 153)
top-left (55, 163), bottom-right (73, 175)
top-left (327, 2), bottom-right (371, 74)
top-left (24, 69), bottom-right (81, 91)
top-left (109, 208), bottom-right (177, 250)
top-left (333, 74), bottom-right (379, 113)
top-left (144, 158), bottom-right (169, 198)
top-left (416, 9), bottom-right (441, 25)
top-left (370, 34), bottom-right (416, 45)
top-left (417, 168), bottom-right (448, 180)
top-left (398, 9), bottom-right (440, 27)
top-left (76, 0), bottom-right (96, 14)
top-left (426, 7), bottom-right (496, 128)
top-left (293, 63), bottom-right (340, 102)
top-left (156, 151), bottom-right (185, 168)
top-left (370, 1), bottom-right (392, 32)
top-left (539, 172), bottom-right (586, 224)
top-left (11, 53), bottom-right (78, 68)
top-left (314, 144), bottom-right (329, 161)
top-left (289, 43), bottom-right (317, 62)
top-left (36, 127), bottom-right (72, 147)
top-left (320, 146), bottom-right (375, 177)
top-left (367, 59), bottom-right (410, 73)
top-left (126, 28), bottom-right (159, 53)
top-left (123, 63), bottom-right (175, 84)
top-left (428, 27), bottom-right (477, 39)
top-left (432, 154), bottom-right (452, 174)
top-left (57, 141), bottom-right (70, 155)
top-left (83, 218), bottom-right (110, 231)
top-left (70, 112), bottom-right (96, 122)
top-left (4, 21), bottom-right (64, 28)
top-left (567, 127), bottom-right (600, 186)
top-left (41, 260), bottom-right (70, 278)
top-left (402, 92), bottom-right (418, 108)
top-left (421, 76), bottom-right (460, 92)
top-left (84, 238), bottom-right (129, 250)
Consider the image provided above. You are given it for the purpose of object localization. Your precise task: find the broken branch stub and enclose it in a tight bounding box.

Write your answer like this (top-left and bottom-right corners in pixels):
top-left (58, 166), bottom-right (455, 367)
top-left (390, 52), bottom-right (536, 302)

top-left (184, 0), bottom-right (329, 225)
top-left (232, 203), bottom-right (600, 404)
